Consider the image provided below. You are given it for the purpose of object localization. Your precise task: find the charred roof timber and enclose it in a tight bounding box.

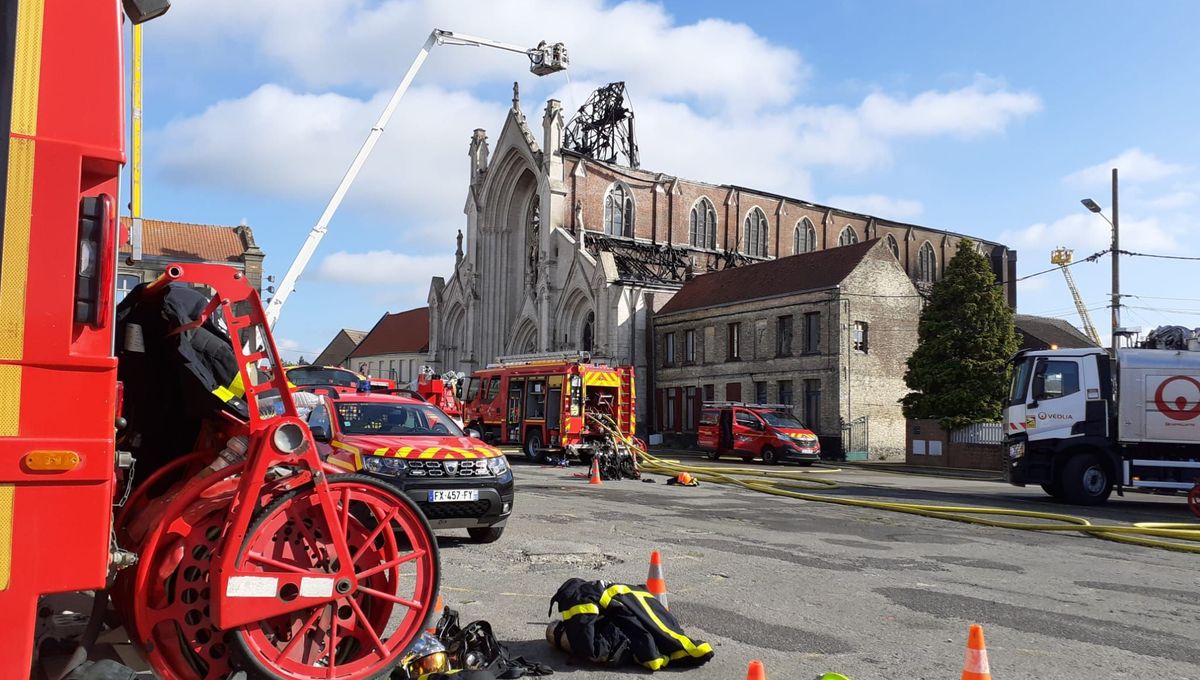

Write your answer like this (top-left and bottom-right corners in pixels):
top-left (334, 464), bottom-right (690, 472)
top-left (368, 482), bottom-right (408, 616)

top-left (564, 82), bottom-right (640, 168)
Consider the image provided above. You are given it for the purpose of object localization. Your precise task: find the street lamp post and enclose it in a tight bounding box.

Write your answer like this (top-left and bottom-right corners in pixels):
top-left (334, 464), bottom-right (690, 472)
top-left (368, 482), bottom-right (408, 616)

top-left (1081, 167), bottom-right (1120, 353)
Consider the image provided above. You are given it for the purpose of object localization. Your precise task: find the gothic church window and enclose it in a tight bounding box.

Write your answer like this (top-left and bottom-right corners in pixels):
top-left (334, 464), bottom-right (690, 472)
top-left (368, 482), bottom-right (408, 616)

top-left (918, 241), bottom-right (937, 283)
top-left (839, 226), bottom-right (858, 246)
top-left (581, 311), bottom-right (595, 353)
top-left (885, 233), bottom-right (900, 259)
top-left (689, 197), bottom-right (717, 249)
top-left (743, 207), bottom-right (768, 257)
top-left (526, 199), bottom-right (540, 287)
top-left (603, 182), bottom-right (634, 237)
top-left (794, 218), bottom-right (816, 254)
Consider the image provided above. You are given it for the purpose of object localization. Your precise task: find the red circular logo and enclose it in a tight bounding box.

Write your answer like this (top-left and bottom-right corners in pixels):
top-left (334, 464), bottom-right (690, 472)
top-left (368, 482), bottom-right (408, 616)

top-left (1154, 375), bottom-right (1200, 422)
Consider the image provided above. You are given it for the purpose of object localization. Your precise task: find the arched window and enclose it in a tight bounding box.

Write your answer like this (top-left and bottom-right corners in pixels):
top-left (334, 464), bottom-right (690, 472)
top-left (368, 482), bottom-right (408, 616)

top-left (794, 218), bottom-right (816, 254)
top-left (918, 241), bottom-right (937, 283)
top-left (526, 199), bottom-right (540, 286)
top-left (885, 233), bottom-right (900, 259)
top-left (689, 197), bottom-right (717, 249)
top-left (743, 207), bottom-right (769, 257)
top-left (838, 226), bottom-right (858, 246)
top-left (603, 183), bottom-right (634, 237)
top-left (581, 311), bottom-right (595, 353)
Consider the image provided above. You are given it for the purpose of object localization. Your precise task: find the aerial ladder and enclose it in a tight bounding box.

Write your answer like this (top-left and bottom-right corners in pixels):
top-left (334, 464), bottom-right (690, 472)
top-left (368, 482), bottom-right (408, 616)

top-left (1051, 247), bottom-right (1103, 345)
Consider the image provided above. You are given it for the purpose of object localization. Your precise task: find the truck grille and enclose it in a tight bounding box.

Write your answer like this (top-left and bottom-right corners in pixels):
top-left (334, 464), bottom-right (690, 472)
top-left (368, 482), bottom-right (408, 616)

top-left (419, 499), bottom-right (493, 519)
top-left (407, 459), bottom-right (492, 478)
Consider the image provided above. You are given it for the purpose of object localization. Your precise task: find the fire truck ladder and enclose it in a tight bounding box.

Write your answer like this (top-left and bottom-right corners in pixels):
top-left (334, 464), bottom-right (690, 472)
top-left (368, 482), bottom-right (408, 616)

top-left (1051, 247), bottom-right (1102, 345)
top-left (617, 367), bottom-right (635, 436)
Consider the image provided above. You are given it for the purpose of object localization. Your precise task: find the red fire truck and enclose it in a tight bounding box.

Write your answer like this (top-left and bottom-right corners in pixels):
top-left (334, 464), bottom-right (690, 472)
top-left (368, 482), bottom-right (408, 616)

top-left (461, 352), bottom-right (636, 463)
top-left (413, 368), bottom-right (465, 425)
top-left (1, 3), bottom-right (438, 678)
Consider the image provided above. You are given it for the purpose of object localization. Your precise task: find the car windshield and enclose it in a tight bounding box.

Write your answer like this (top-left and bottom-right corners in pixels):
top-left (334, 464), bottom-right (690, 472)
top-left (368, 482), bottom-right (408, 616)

top-left (760, 410), bottom-right (805, 429)
top-left (335, 401), bottom-right (464, 437)
top-left (288, 367), bottom-right (362, 388)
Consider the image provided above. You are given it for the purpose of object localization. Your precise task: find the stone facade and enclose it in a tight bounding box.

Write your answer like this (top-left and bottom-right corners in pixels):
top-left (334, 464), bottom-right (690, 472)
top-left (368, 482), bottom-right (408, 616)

top-left (653, 240), bottom-right (919, 459)
top-left (428, 87), bottom-right (1016, 437)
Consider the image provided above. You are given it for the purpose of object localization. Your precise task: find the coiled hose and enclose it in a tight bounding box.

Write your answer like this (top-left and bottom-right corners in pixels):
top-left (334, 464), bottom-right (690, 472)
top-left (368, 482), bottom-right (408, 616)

top-left (585, 415), bottom-right (1200, 554)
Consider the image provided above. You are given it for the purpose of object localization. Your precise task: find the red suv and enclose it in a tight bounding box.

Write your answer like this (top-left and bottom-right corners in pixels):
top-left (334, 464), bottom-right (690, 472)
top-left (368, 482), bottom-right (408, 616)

top-left (306, 392), bottom-right (514, 543)
top-left (697, 403), bottom-right (820, 465)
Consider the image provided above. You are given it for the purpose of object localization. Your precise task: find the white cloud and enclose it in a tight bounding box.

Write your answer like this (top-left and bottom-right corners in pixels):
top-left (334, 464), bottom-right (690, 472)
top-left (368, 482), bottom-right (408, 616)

top-left (1064, 148), bottom-right (1187, 188)
top-left (823, 194), bottom-right (924, 220)
top-left (859, 78), bottom-right (1042, 139)
top-left (1002, 212), bottom-right (1177, 254)
top-left (1140, 190), bottom-right (1197, 211)
top-left (314, 249), bottom-right (454, 287)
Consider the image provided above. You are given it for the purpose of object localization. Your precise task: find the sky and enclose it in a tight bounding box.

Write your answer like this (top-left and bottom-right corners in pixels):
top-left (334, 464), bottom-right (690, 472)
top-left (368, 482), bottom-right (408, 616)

top-left (133, 0), bottom-right (1200, 361)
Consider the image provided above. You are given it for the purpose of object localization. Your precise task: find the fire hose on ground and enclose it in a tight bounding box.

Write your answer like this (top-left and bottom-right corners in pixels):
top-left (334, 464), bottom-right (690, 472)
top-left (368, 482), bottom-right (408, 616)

top-left (584, 415), bottom-right (1200, 554)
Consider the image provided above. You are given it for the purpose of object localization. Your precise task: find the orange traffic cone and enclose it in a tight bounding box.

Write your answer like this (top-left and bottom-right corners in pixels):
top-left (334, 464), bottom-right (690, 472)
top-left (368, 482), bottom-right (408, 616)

top-left (425, 594), bottom-right (444, 634)
top-left (588, 458), bottom-right (602, 485)
top-left (961, 624), bottom-right (991, 680)
top-left (646, 550), bottom-right (668, 609)
top-left (746, 660), bottom-right (766, 680)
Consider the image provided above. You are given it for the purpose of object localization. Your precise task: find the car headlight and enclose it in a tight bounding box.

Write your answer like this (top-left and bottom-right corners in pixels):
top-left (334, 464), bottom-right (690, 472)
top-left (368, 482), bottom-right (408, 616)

top-left (361, 455), bottom-right (408, 477)
top-left (776, 433), bottom-right (793, 442)
top-left (1008, 442), bottom-right (1025, 459)
top-left (486, 456), bottom-right (509, 476)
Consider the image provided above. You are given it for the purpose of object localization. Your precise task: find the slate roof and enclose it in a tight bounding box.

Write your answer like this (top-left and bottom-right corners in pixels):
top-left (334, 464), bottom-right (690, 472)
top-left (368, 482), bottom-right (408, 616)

top-left (1014, 314), bottom-right (1099, 351)
top-left (658, 239), bottom-right (881, 315)
top-left (312, 329), bottom-right (368, 367)
top-left (119, 217), bottom-right (249, 262)
top-left (349, 308), bottom-right (430, 357)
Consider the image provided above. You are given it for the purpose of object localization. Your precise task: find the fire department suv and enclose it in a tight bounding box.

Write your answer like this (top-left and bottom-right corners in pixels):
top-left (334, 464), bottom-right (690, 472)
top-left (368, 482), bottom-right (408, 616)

top-left (307, 391), bottom-right (514, 542)
top-left (461, 352), bottom-right (636, 463)
top-left (698, 402), bottom-right (821, 465)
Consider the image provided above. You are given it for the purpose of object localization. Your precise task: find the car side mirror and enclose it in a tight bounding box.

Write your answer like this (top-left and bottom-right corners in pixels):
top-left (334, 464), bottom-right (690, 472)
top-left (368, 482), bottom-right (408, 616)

top-left (467, 428), bottom-right (482, 440)
top-left (1031, 374), bottom-right (1046, 401)
top-left (310, 425), bottom-right (330, 442)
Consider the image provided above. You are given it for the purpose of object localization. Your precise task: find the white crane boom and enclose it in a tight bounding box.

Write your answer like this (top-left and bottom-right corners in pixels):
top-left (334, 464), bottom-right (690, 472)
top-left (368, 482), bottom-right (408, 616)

top-left (1051, 247), bottom-right (1102, 346)
top-left (263, 29), bottom-right (568, 329)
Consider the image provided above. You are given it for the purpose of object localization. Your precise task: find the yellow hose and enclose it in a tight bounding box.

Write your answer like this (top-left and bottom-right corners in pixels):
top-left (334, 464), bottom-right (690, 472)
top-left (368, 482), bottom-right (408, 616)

top-left (588, 416), bottom-right (1200, 554)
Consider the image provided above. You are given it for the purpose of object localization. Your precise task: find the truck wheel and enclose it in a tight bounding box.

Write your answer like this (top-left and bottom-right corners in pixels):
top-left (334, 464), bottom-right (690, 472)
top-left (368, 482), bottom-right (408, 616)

top-left (1040, 478), bottom-right (1064, 499)
top-left (524, 431), bottom-right (545, 463)
top-left (762, 447), bottom-right (780, 465)
top-left (1061, 452), bottom-right (1113, 505)
top-left (467, 525), bottom-right (505, 543)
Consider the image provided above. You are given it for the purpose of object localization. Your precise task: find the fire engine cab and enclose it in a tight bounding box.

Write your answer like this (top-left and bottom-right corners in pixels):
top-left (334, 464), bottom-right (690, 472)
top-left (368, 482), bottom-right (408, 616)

top-left (461, 352), bottom-right (636, 463)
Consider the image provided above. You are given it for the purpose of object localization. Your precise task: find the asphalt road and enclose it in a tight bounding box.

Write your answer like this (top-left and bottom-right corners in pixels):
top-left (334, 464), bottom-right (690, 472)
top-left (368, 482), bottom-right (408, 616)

top-left (430, 450), bottom-right (1200, 679)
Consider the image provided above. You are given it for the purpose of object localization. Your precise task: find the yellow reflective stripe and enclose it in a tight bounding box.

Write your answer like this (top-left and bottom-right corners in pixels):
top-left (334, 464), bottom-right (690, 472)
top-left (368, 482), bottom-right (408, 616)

top-left (373, 447), bottom-right (389, 456)
top-left (212, 386), bottom-right (236, 402)
top-left (599, 584), bottom-right (652, 608)
top-left (561, 603), bottom-right (599, 620)
top-left (643, 657), bottom-right (668, 670)
top-left (456, 447), bottom-right (477, 459)
top-left (331, 440), bottom-right (360, 455)
top-left (9, 0), bottom-right (43, 136)
top-left (326, 457), bottom-right (356, 471)
top-left (392, 446), bottom-right (413, 458)
top-left (598, 585), bottom-right (711, 662)
top-left (0, 485), bottom-right (12, 591)
top-left (419, 447), bottom-right (440, 459)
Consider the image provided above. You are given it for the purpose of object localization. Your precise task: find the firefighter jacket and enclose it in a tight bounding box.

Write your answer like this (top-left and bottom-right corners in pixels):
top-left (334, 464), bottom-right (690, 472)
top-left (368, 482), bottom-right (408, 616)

top-left (548, 578), bottom-right (713, 671)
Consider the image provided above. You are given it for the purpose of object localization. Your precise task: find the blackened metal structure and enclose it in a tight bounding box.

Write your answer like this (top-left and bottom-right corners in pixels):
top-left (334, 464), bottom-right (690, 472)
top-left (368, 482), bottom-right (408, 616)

top-left (565, 82), bottom-right (640, 168)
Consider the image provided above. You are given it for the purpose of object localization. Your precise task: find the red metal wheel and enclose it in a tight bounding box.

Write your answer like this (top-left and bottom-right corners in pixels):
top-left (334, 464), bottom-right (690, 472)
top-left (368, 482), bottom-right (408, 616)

top-left (230, 474), bottom-right (438, 680)
top-left (1188, 483), bottom-right (1200, 519)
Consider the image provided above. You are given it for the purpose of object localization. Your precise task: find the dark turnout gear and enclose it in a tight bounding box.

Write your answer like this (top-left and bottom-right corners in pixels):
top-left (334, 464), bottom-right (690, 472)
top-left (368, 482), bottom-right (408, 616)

top-left (548, 578), bottom-right (713, 671)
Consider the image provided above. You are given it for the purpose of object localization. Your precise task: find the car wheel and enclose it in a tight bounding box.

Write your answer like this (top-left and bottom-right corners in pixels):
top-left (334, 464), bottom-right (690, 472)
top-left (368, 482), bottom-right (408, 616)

top-left (762, 447), bottom-right (779, 465)
top-left (524, 430), bottom-right (545, 463)
top-left (1061, 452), bottom-right (1113, 505)
top-left (467, 525), bottom-right (505, 543)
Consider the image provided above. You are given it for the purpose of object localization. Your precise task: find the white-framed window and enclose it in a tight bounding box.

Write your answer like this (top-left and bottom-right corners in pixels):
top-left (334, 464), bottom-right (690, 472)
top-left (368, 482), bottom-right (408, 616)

top-left (116, 274), bottom-right (141, 302)
top-left (603, 182), bottom-right (635, 237)
top-left (689, 197), bottom-right (717, 249)
top-left (918, 241), bottom-right (937, 283)
top-left (794, 218), bottom-right (816, 254)
top-left (743, 207), bottom-right (768, 257)
top-left (839, 226), bottom-right (858, 246)
top-left (885, 233), bottom-right (900, 259)
top-left (853, 321), bottom-right (869, 353)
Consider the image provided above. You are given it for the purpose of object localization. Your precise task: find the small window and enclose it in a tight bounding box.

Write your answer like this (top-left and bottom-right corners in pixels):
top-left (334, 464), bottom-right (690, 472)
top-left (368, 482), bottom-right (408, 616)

top-left (664, 332), bottom-right (676, 366)
top-left (735, 411), bottom-right (761, 428)
top-left (853, 321), bottom-right (869, 353)
top-left (776, 315), bottom-right (793, 357)
top-left (754, 381), bottom-right (767, 405)
top-left (684, 329), bottom-right (696, 364)
top-left (918, 241), bottom-right (937, 284)
top-left (743, 207), bottom-right (769, 257)
top-left (777, 380), bottom-right (794, 405)
top-left (485, 377), bottom-right (501, 401)
top-left (664, 389), bottom-right (677, 429)
top-left (465, 378), bottom-right (482, 402)
top-left (116, 274), bottom-right (141, 302)
top-left (703, 384), bottom-right (715, 401)
top-left (839, 226), bottom-right (858, 246)
top-left (699, 409), bottom-right (718, 426)
top-left (1036, 360), bottom-right (1080, 400)
top-left (525, 379), bottom-right (547, 419)
top-left (803, 312), bottom-right (820, 353)
top-left (803, 379), bottom-right (821, 430)
top-left (684, 387), bottom-right (697, 430)
top-left (727, 322), bottom-right (741, 360)
top-left (795, 218), bottom-right (816, 254)
top-left (689, 197), bottom-right (717, 249)
top-left (604, 182), bottom-right (635, 237)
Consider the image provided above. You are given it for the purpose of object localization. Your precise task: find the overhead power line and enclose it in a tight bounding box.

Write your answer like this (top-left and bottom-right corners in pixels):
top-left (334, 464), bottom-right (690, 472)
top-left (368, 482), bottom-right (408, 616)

top-left (1119, 249), bottom-right (1200, 262)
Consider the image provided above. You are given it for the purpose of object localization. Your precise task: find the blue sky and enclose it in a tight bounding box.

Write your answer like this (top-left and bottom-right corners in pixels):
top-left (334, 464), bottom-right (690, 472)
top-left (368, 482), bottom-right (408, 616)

top-left (134, 1), bottom-right (1200, 360)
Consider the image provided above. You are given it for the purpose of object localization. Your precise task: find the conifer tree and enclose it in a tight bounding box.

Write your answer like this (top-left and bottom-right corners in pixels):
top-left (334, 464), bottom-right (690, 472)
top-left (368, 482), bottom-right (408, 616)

top-left (902, 239), bottom-right (1018, 429)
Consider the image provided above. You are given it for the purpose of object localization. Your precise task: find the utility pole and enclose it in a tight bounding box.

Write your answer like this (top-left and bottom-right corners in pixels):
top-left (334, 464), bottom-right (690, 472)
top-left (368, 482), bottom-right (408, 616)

top-left (1111, 167), bottom-right (1120, 354)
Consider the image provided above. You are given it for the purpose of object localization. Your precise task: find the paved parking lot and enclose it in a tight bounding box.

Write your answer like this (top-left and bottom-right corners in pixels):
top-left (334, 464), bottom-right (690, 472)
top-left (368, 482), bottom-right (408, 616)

top-left (432, 452), bottom-right (1200, 679)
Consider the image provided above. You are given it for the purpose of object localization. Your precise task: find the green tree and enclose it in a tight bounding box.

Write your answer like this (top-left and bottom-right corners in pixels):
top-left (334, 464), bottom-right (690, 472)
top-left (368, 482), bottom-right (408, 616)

top-left (902, 239), bottom-right (1018, 430)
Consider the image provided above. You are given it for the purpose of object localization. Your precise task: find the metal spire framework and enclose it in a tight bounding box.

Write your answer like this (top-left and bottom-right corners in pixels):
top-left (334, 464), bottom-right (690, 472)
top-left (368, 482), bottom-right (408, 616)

top-left (564, 82), bottom-right (640, 168)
